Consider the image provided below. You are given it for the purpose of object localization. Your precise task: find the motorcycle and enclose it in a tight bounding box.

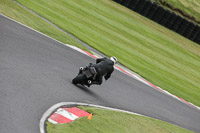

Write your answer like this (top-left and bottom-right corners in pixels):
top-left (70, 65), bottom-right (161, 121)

top-left (72, 63), bottom-right (98, 87)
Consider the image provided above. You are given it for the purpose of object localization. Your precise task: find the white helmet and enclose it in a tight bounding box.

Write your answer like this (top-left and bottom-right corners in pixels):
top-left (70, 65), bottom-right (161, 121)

top-left (110, 56), bottom-right (117, 64)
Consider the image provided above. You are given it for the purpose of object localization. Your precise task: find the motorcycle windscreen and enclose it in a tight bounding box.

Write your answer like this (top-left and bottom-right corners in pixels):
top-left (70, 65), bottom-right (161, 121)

top-left (85, 69), bottom-right (93, 78)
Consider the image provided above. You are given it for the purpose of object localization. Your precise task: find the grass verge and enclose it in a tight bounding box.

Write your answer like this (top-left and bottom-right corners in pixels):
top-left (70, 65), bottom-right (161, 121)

top-left (0, 0), bottom-right (89, 52)
top-left (15, 0), bottom-right (200, 107)
top-left (46, 106), bottom-right (193, 133)
top-left (153, 0), bottom-right (200, 25)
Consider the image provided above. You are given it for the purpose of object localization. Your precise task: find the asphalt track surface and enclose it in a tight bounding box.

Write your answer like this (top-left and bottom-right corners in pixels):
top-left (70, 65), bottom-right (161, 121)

top-left (0, 15), bottom-right (200, 133)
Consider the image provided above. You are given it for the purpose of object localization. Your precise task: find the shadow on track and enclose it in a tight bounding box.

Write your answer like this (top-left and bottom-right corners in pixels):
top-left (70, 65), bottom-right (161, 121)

top-left (75, 84), bottom-right (96, 95)
top-left (74, 84), bottom-right (112, 105)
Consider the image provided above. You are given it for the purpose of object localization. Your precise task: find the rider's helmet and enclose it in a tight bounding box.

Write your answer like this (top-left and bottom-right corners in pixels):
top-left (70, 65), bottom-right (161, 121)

top-left (110, 56), bottom-right (117, 64)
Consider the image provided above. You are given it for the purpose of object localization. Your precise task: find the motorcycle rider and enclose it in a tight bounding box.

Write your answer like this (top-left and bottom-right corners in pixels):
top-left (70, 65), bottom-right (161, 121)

top-left (81, 56), bottom-right (117, 87)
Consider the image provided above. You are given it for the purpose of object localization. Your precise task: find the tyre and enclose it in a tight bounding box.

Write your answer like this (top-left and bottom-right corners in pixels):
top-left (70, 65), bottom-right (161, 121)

top-left (140, 1), bottom-right (153, 16)
top-left (113, 0), bottom-right (123, 4)
top-left (152, 6), bottom-right (166, 23)
top-left (72, 74), bottom-right (86, 84)
top-left (165, 13), bottom-right (177, 28)
top-left (146, 2), bottom-right (159, 19)
top-left (194, 33), bottom-right (200, 44)
top-left (134, 0), bottom-right (147, 13)
top-left (183, 21), bottom-right (195, 38)
top-left (159, 10), bottom-right (172, 26)
top-left (121, 0), bottom-right (132, 7)
top-left (176, 19), bottom-right (189, 35)
top-left (189, 25), bottom-right (200, 41)
top-left (170, 16), bottom-right (184, 31)
top-left (128, 0), bottom-right (139, 10)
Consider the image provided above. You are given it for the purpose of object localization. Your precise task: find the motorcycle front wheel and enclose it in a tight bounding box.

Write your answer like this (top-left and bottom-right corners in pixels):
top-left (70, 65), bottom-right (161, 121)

top-left (72, 74), bottom-right (86, 84)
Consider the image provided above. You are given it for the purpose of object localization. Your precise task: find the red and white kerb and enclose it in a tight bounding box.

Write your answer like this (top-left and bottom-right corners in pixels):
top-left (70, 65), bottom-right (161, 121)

top-left (48, 107), bottom-right (90, 124)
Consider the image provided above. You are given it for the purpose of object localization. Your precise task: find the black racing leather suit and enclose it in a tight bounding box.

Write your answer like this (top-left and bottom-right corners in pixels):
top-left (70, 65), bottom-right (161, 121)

top-left (93, 57), bottom-right (114, 85)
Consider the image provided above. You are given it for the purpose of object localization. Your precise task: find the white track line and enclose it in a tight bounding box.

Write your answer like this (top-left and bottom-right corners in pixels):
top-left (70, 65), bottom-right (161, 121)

top-left (39, 102), bottom-right (143, 133)
top-left (2, 13), bottom-right (200, 110)
top-left (1, 14), bottom-right (200, 132)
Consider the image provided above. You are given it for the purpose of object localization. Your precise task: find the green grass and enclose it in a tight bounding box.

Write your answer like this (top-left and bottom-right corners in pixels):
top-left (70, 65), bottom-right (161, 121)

top-left (1, 0), bottom-right (199, 132)
top-left (46, 106), bottom-right (193, 133)
top-left (153, 0), bottom-right (200, 24)
top-left (14, 0), bottom-right (200, 107)
top-left (165, 0), bottom-right (200, 20)
top-left (0, 0), bottom-right (89, 52)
